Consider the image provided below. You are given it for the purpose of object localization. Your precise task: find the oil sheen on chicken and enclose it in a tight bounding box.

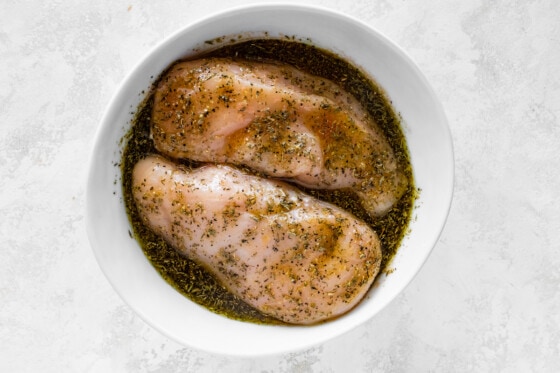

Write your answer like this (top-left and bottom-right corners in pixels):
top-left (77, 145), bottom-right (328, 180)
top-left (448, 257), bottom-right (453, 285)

top-left (133, 155), bottom-right (382, 324)
top-left (151, 58), bottom-right (407, 217)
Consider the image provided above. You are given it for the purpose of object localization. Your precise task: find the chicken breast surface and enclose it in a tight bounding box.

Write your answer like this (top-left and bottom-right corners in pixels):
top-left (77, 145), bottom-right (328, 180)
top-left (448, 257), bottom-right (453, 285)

top-left (151, 58), bottom-right (407, 217)
top-left (133, 155), bottom-right (382, 324)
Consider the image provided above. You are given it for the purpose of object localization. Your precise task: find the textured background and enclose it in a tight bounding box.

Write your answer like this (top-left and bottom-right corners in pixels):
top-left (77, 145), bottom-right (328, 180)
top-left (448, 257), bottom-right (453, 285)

top-left (1, 0), bottom-right (559, 371)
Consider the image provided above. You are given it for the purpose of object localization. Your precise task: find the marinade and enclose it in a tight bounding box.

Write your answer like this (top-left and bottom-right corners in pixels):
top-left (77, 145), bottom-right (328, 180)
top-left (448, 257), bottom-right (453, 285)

top-left (121, 38), bottom-right (416, 324)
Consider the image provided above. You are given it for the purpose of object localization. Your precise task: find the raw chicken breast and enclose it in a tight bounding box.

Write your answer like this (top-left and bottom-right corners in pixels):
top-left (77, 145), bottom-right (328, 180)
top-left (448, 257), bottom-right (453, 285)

top-left (133, 155), bottom-right (382, 324)
top-left (151, 58), bottom-right (407, 217)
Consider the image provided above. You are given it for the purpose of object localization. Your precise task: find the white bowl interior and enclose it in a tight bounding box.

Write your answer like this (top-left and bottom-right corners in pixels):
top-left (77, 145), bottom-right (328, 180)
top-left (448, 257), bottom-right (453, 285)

top-left (86, 4), bottom-right (453, 357)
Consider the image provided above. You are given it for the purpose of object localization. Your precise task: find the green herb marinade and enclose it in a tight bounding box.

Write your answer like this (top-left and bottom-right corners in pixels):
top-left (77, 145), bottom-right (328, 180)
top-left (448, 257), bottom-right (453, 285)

top-left (121, 39), bottom-right (416, 324)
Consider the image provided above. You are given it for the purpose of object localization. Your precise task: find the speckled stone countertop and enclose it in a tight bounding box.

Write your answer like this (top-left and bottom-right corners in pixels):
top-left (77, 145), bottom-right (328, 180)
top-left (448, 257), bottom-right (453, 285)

top-left (1, 1), bottom-right (559, 371)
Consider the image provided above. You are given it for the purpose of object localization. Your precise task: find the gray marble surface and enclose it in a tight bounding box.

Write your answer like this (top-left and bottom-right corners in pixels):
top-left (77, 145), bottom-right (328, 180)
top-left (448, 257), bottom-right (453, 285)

top-left (1, 0), bottom-right (559, 371)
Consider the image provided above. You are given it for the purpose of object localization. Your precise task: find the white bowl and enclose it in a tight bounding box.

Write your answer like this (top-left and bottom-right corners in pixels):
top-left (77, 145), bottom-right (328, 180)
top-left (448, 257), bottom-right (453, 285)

top-left (86, 4), bottom-right (453, 356)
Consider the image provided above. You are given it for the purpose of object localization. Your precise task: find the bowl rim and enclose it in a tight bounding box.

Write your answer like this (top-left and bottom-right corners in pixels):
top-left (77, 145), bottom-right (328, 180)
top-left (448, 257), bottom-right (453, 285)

top-left (86, 2), bottom-right (454, 357)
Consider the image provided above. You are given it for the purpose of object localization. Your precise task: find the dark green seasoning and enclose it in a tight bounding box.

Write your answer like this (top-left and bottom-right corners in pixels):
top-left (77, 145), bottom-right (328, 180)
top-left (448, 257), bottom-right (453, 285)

top-left (121, 38), bottom-right (416, 325)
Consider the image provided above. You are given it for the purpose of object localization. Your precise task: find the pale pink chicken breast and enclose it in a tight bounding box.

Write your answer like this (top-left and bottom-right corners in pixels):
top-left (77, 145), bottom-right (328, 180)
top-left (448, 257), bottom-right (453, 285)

top-left (132, 155), bottom-right (382, 324)
top-left (151, 58), bottom-right (407, 217)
